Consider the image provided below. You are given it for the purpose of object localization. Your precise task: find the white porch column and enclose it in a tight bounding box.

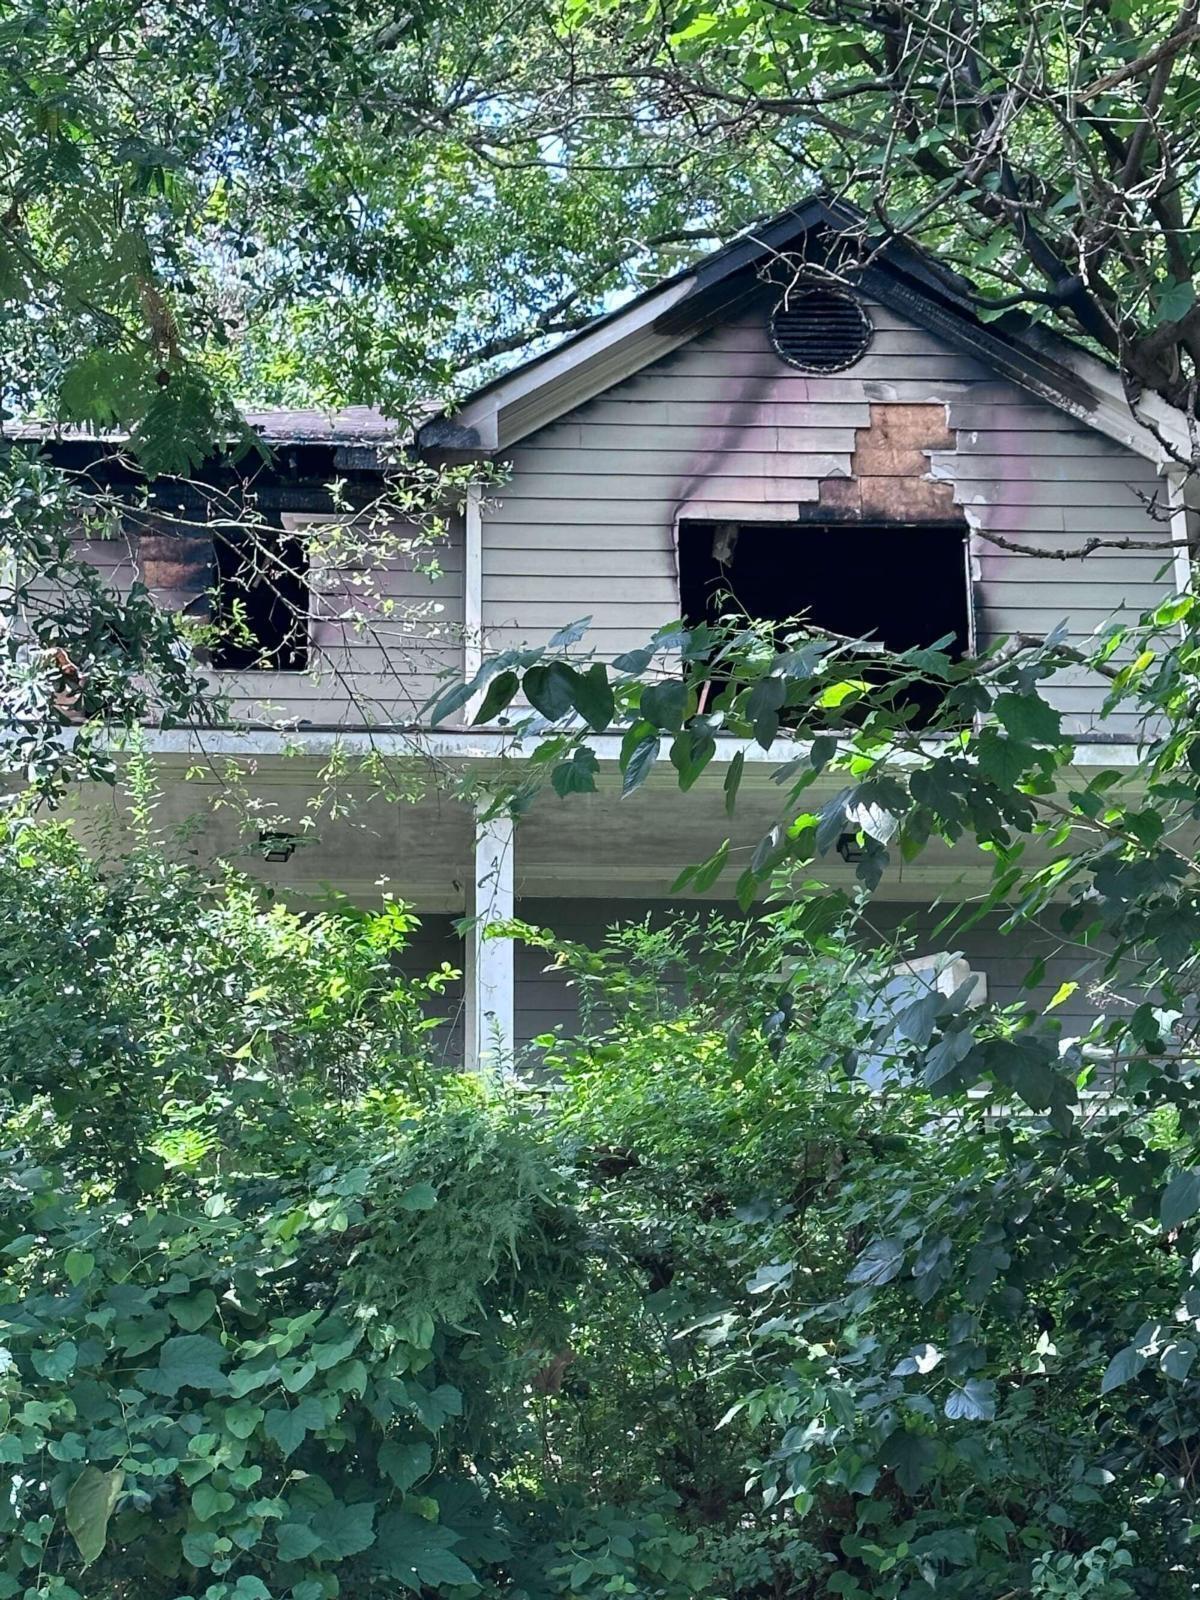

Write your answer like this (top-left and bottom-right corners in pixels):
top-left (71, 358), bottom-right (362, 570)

top-left (463, 481), bottom-right (484, 719)
top-left (464, 801), bottom-right (515, 1071)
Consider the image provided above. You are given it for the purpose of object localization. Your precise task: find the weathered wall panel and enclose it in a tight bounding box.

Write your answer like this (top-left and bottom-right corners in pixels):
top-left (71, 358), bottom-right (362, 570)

top-left (484, 290), bottom-right (1172, 733)
top-left (70, 514), bottom-right (466, 729)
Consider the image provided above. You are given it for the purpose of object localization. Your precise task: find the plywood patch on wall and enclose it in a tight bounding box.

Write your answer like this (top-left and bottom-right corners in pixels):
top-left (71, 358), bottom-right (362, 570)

top-left (819, 402), bottom-right (959, 521)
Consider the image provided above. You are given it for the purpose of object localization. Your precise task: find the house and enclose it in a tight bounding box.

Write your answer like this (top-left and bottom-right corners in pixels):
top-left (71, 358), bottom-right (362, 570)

top-left (26, 198), bottom-right (1197, 1069)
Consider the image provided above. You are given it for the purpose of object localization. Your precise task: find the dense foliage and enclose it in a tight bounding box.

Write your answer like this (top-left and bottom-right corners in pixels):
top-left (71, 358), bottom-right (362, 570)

top-left (7, 0), bottom-right (1200, 428)
top-left (4, 741), bottom-right (1200, 1595)
top-left (9, 0), bottom-right (1200, 430)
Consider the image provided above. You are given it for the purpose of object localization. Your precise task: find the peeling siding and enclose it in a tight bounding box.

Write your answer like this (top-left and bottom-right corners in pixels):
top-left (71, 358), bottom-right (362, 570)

top-left (484, 288), bottom-right (1173, 734)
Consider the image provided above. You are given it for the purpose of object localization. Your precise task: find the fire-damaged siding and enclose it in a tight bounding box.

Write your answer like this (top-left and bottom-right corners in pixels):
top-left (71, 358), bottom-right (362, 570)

top-left (222, 511), bottom-right (465, 727)
top-left (69, 512), bottom-right (466, 727)
top-left (483, 286), bottom-right (1172, 734)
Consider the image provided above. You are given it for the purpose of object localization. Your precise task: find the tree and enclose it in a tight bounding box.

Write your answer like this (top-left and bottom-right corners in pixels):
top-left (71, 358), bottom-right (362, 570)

top-left (442, 0), bottom-right (1200, 432)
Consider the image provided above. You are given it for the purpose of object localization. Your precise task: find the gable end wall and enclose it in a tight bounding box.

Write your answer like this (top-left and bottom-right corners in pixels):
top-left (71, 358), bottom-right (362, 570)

top-left (483, 291), bottom-right (1172, 734)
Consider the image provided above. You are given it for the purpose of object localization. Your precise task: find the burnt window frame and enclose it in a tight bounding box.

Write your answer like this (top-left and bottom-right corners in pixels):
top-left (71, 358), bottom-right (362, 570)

top-left (676, 517), bottom-right (975, 723)
top-left (210, 515), bottom-right (312, 674)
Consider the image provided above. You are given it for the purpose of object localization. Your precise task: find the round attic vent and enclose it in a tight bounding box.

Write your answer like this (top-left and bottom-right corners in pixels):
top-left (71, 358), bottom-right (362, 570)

top-left (769, 287), bottom-right (873, 373)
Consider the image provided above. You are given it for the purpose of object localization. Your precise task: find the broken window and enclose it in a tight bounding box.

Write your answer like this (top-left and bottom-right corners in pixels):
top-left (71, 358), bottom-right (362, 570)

top-left (678, 520), bottom-right (971, 721)
top-left (211, 521), bottom-right (310, 671)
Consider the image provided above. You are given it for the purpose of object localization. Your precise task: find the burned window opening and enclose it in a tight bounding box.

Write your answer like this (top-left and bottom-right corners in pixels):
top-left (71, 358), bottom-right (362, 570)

top-left (678, 520), bottom-right (971, 724)
top-left (211, 521), bottom-right (310, 672)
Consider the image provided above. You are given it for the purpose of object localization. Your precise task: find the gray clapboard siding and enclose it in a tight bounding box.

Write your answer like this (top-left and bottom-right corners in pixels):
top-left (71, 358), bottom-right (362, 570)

top-left (65, 515), bottom-right (466, 727)
top-left (500, 897), bottom-right (1118, 1048)
top-left (484, 288), bottom-right (1174, 733)
top-left (391, 898), bottom-right (1120, 1057)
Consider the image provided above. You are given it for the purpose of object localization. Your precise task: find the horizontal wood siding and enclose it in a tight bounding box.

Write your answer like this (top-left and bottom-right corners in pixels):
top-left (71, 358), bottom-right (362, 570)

top-left (485, 291), bottom-right (1173, 733)
top-left (509, 897), bottom-right (1117, 1048)
top-left (69, 515), bottom-right (465, 728)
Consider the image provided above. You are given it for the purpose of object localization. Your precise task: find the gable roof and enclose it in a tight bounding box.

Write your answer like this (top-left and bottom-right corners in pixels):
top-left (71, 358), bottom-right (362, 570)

top-left (417, 196), bottom-right (1190, 471)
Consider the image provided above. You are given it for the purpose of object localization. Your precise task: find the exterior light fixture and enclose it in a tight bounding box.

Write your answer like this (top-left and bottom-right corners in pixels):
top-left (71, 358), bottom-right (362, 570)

top-left (258, 829), bottom-right (299, 863)
top-left (836, 831), bottom-right (864, 864)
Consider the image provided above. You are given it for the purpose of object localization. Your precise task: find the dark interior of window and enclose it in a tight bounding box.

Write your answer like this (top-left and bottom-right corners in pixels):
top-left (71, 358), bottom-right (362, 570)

top-left (678, 520), bottom-right (970, 720)
top-left (211, 522), bottom-right (310, 672)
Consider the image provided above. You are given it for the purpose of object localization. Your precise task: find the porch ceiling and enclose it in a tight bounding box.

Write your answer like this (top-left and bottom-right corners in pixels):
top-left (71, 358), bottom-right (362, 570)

top-left (60, 747), bottom-right (1046, 910)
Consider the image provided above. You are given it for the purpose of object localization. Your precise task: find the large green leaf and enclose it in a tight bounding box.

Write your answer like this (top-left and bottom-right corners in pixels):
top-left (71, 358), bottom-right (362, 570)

top-left (143, 1334), bottom-right (229, 1396)
top-left (375, 1512), bottom-right (476, 1590)
top-left (1161, 1169), bottom-right (1200, 1231)
top-left (379, 1439), bottom-right (433, 1490)
top-left (67, 1466), bottom-right (124, 1567)
top-left (264, 1397), bottom-right (326, 1458)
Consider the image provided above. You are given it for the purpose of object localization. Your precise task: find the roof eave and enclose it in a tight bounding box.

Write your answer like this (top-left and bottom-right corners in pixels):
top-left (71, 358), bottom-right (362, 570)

top-left (418, 196), bottom-right (1192, 469)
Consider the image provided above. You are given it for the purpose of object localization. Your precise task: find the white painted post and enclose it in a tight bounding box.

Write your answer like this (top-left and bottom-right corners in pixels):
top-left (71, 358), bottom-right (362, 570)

top-left (464, 801), bottom-right (515, 1071)
top-left (463, 482), bottom-right (484, 719)
top-left (1166, 470), bottom-right (1193, 604)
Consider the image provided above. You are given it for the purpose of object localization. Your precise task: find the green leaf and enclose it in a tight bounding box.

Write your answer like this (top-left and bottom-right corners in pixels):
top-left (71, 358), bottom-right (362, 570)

top-left (944, 1379), bottom-right (996, 1421)
top-left (64, 1249), bottom-right (95, 1285)
top-left (612, 646), bottom-right (654, 674)
top-left (621, 732), bottom-right (660, 795)
top-left (1161, 1169), bottom-right (1200, 1231)
top-left (144, 1334), bottom-right (229, 1396)
top-left (264, 1397), bottom-right (326, 1458)
top-left (67, 1466), bottom-right (124, 1567)
top-left (882, 1429), bottom-right (936, 1495)
top-left (669, 728), bottom-right (716, 791)
top-left (923, 1027), bottom-right (976, 1088)
top-left (168, 1288), bottom-right (218, 1331)
top-left (571, 662), bottom-right (615, 730)
top-left (223, 1402), bottom-right (263, 1440)
top-left (1101, 1343), bottom-right (1147, 1394)
top-left (546, 616), bottom-right (592, 649)
top-left (1153, 278), bottom-right (1196, 325)
top-left (128, 368), bottom-right (225, 478)
top-left (277, 1522), bottom-right (323, 1562)
top-left (472, 670), bottom-right (519, 724)
top-left (746, 1260), bottom-right (794, 1293)
top-left (993, 691), bottom-right (1061, 744)
top-left (746, 674), bottom-right (785, 746)
top-left (409, 1383), bottom-right (462, 1432)
top-left (724, 749), bottom-right (745, 815)
top-left (32, 1340), bottom-right (77, 1380)
top-left (231, 1580), bottom-right (272, 1600)
top-left (847, 1237), bottom-right (904, 1286)
top-left (1162, 1340), bottom-right (1196, 1382)
top-left (640, 679), bottom-right (687, 732)
top-left (427, 680), bottom-right (476, 725)
top-left (310, 1499), bottom-right (376, 1559)
top-left (375, 1511), bottom-right (476, 1590)
top-left (524, 661), bottom-right (579, 721)
top-left (551, 747), bottom-right (599, 797)
top-left (398, 1181), bottom-right (438, 1212)
top-left (192, 1482), bottom-right (235, 1522)
top-left (181, 1529), bottom-right (221, 1568)
top-left (379, 1439), bottom-right (432, 1490)
top-left (690, 839), bottom-right (730, 894)
top-left (58, 349), bottom-right (148, 427)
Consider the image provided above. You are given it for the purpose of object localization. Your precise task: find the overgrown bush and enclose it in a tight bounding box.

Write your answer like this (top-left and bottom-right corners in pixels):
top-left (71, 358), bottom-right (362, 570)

top-left (2, 815), bottom-right (1199, 1597)
top-left (520, 907), bottom-right (1197, 1597)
